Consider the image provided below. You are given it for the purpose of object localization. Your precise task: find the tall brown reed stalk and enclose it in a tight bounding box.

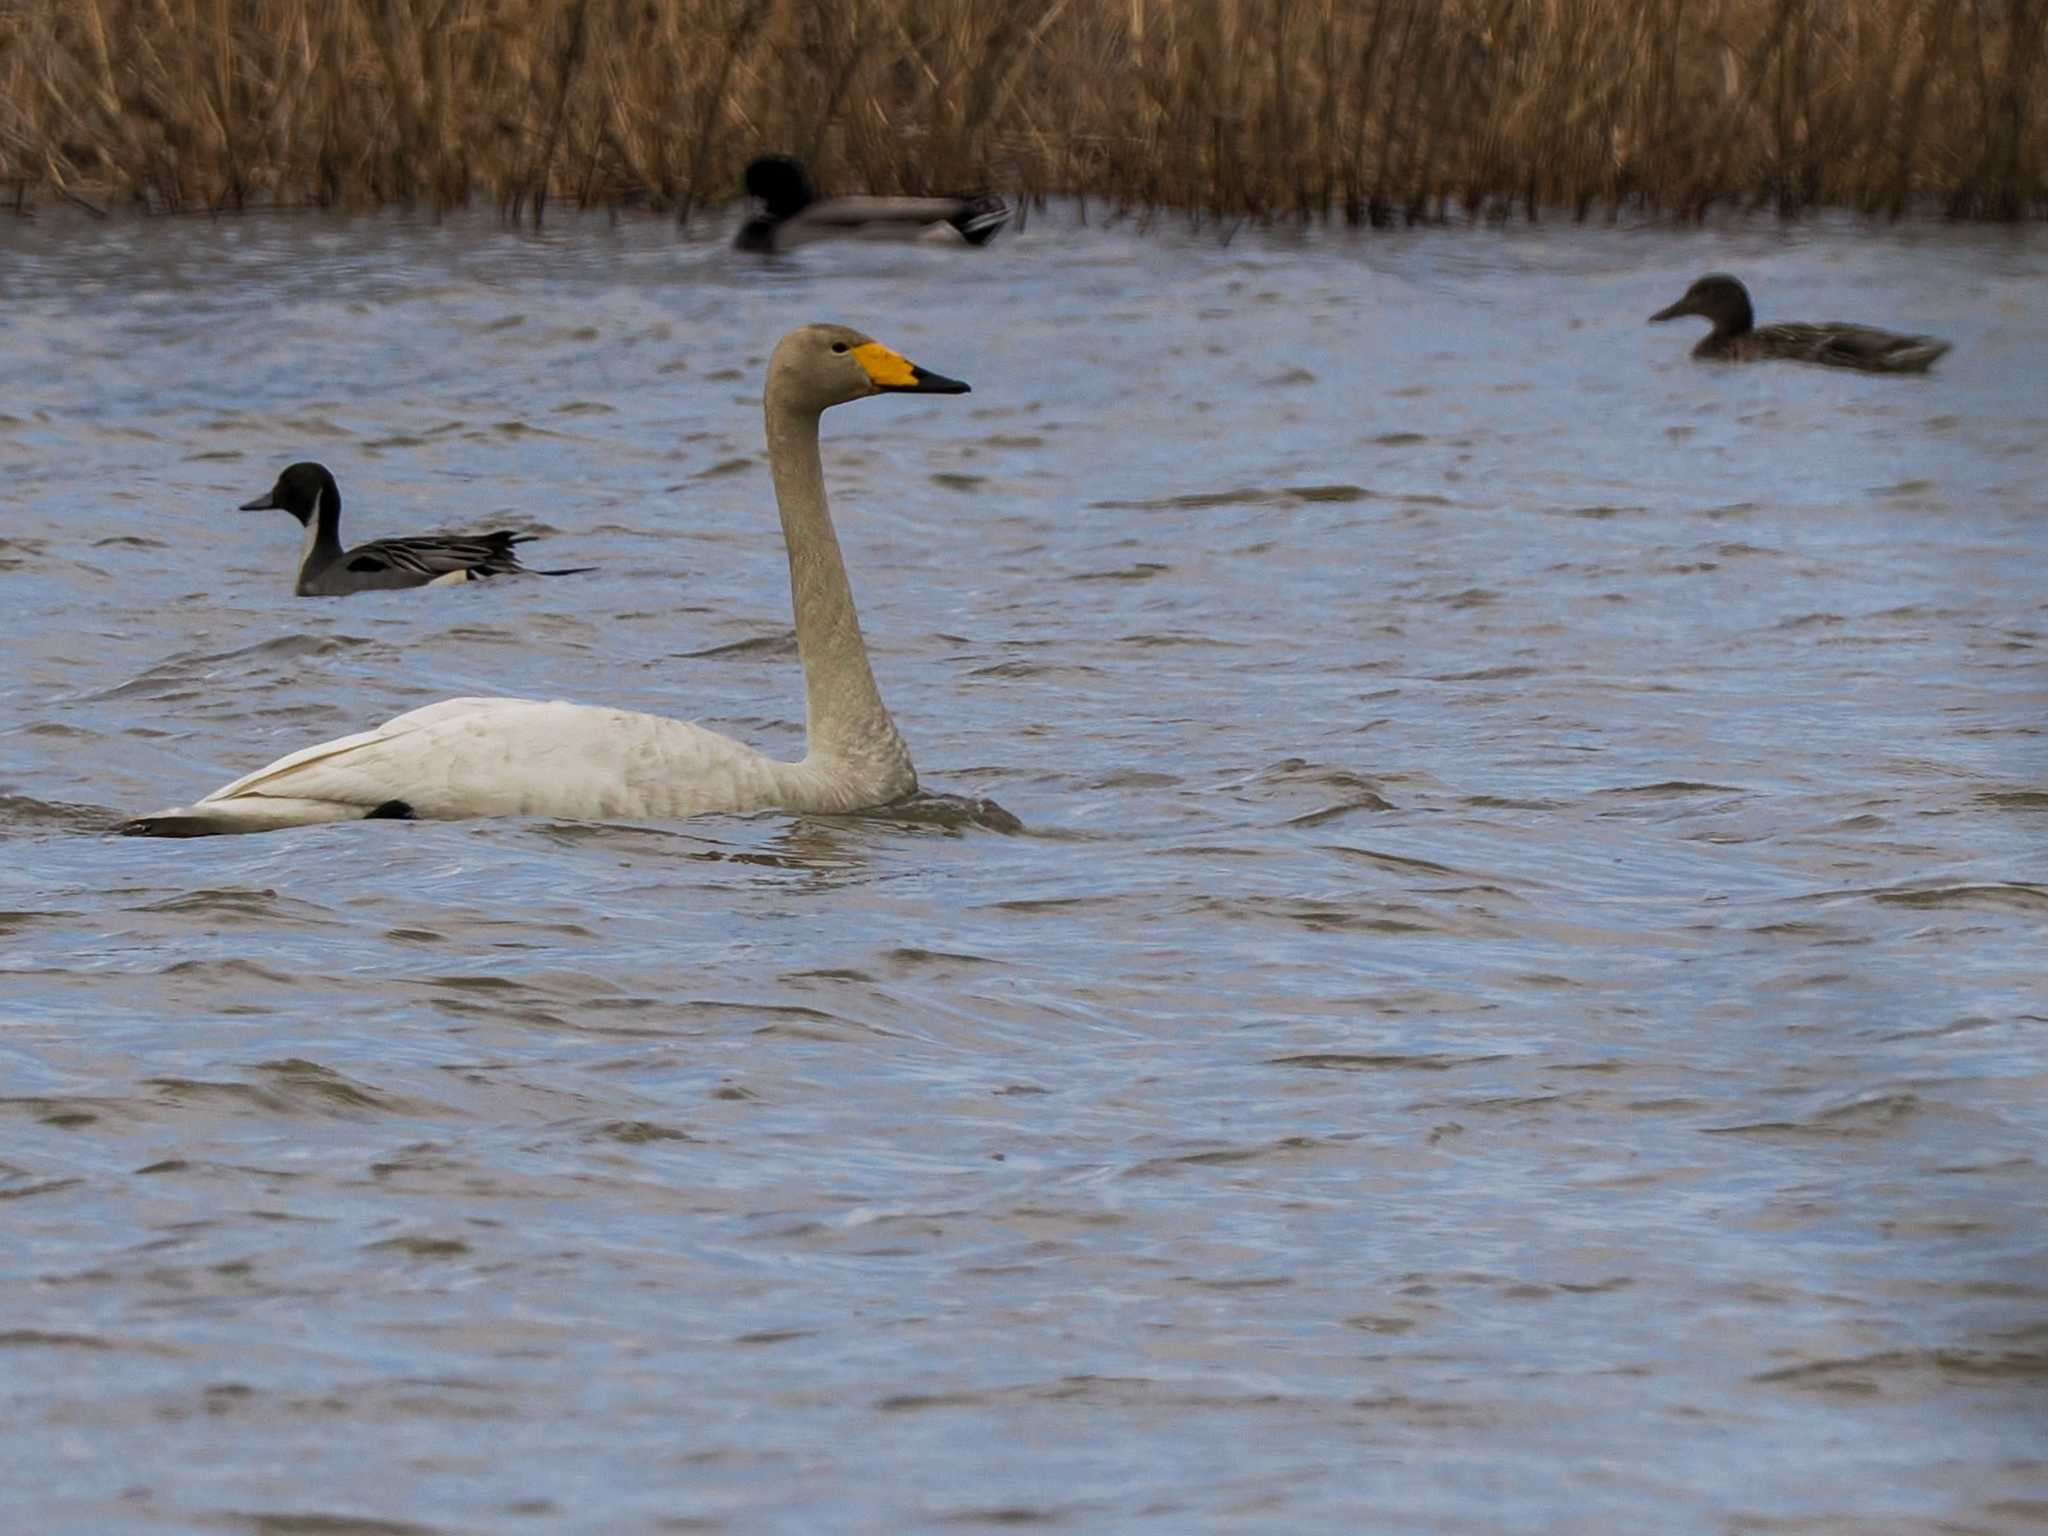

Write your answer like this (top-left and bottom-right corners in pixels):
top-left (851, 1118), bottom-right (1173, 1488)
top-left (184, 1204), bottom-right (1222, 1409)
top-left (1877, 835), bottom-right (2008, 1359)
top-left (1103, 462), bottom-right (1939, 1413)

top-left (0, 0), bottom-right (2040, 221)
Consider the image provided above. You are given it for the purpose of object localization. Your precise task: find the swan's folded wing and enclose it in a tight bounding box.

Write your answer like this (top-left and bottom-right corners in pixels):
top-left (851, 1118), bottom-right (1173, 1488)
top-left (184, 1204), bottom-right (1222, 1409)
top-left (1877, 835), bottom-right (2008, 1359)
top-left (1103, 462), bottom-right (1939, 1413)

top-left (185, 698), bottom-right (787, 825)
top-left (127, 698), bottom-right (788, 835)
top-left (200, 697), bottom-right (509, 807)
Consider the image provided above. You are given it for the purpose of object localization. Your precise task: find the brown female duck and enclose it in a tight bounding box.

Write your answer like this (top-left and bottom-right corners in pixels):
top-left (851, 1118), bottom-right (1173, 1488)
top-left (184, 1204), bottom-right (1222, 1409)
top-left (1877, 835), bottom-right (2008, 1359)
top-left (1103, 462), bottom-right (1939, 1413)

top-left (1650, 274), bottom-right (1949, 373)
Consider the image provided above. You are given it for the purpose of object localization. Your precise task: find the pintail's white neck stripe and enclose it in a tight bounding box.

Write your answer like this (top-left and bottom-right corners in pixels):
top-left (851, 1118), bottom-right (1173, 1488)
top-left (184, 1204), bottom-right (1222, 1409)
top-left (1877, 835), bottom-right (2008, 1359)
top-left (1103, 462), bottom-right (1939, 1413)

top-left (300, 486), bottom-right (327, 569)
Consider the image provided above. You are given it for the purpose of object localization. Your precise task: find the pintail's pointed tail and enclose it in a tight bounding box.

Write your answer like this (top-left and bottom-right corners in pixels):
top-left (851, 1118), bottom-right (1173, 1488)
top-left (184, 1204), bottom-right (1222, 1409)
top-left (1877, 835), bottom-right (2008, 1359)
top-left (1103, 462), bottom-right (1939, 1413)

top-left (949, 196), bottom-right (1010, 246)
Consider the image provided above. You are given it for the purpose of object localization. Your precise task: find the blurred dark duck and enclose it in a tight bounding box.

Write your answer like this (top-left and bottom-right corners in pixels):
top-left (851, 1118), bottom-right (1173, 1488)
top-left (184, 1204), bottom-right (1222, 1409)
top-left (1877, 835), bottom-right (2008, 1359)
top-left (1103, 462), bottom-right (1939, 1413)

top-left (242, 462), bottom-right (589, 597)
top-left (733, 154), bottom-right (1010, 254)
top-left (1650, 274), bottom-right (1950, 373)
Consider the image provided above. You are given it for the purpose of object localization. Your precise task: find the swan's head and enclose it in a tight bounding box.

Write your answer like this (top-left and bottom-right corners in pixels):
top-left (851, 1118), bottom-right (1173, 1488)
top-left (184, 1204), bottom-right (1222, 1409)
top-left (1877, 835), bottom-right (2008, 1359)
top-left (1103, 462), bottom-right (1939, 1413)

top-left (1651, 273), bottom-right (1754, 333)
top-left (239, 461), bottom-right (338, 524)
top-left (769, 324), bottom-right (971, 413)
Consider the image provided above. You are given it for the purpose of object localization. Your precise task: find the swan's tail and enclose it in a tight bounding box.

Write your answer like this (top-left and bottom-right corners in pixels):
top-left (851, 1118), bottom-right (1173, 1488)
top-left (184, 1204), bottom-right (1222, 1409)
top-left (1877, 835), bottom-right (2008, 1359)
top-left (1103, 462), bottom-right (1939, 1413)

top-left (122, 797), bottom-right (415, 837)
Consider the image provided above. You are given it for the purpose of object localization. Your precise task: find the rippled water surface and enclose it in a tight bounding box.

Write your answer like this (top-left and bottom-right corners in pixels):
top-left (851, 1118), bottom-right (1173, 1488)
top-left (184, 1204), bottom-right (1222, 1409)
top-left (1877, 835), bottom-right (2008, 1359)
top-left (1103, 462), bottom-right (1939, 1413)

top-left (2, 208), bottom-right (2045, 1533)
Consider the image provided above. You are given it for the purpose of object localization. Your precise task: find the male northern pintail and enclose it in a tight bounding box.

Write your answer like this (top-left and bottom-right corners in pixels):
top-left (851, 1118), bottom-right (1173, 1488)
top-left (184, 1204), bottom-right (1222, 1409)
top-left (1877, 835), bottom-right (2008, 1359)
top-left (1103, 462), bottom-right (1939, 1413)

top-left (733, 154), bottom-right (1010, 254)
top-left (1650, 274), bottom-right (1950, 372)
top-left (125, 327), bottom-right (972, 835)
top-left (241, 462), bottom-right (587, 596)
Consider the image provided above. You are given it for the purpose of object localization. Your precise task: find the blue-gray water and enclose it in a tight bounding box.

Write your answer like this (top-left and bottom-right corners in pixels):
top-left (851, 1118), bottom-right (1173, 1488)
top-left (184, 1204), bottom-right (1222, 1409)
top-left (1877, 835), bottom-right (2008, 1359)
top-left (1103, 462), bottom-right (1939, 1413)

top-left (1, 208), bottom-right (2044, 1534)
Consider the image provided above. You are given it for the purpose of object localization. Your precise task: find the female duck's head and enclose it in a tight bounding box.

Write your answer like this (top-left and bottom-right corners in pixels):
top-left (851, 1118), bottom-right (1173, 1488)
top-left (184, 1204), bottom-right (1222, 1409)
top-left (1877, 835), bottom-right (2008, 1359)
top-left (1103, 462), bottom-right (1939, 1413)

top-left (768, 325), bottom-right (970, 414)
top-left (240, 462), bottom-right (339, 525)
top-left (1650, 274), bottom-right (1756, 337)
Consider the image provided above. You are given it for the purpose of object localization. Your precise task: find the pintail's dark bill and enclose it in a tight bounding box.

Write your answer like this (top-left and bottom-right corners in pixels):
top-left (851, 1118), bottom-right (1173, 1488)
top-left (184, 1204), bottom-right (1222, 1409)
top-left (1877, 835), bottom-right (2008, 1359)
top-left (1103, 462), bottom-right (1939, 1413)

top-left (1649, 299), bottom-right (1688, 323)
top-left (239, 491), bottom-right (277, 510)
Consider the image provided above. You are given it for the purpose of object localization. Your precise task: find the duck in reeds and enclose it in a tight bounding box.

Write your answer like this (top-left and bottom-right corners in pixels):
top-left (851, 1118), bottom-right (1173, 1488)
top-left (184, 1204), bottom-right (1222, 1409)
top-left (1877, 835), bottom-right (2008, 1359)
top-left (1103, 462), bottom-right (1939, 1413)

top-left (733, 154), bottom-right (1010, 254)
top-left (1650, 274), bottom-right (1950, 373)
top-left (241, 462), bottom-right (587, 596)
top-left (125, 327), bottom-right (971, 837)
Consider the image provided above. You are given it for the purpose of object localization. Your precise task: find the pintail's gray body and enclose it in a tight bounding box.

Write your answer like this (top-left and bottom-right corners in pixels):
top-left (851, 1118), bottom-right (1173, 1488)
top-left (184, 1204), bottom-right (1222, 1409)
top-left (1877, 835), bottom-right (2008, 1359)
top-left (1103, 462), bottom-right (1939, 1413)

top-left (242, 463), bottom-right (578, 596)
top-left (734, 155), bottom-right (1009, 254)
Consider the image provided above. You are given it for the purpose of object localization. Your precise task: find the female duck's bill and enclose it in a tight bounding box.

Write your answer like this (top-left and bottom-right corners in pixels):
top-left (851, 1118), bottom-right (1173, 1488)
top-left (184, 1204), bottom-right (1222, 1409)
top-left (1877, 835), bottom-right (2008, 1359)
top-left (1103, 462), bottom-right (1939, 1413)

top-left (122, 326), bottom-right (987, 839)
top-left (1650, 273), bottom-right (1950, 373)
top-left (240, 461), bottom-right (587, 596)
top-left (1649, 273), bottom-right (1759, 331)
top-left (734, 154), bottom-right (1011, 254)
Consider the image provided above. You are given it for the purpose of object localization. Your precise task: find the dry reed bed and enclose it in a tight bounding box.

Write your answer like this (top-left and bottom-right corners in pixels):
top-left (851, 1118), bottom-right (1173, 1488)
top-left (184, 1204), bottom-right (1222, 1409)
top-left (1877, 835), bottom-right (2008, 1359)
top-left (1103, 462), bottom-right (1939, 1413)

top-left (1, 0), bottom-right (2042, 222)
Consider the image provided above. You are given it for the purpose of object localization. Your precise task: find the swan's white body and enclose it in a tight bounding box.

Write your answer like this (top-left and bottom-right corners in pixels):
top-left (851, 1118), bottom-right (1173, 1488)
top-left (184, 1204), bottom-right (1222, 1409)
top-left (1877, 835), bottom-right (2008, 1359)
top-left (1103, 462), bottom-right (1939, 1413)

top-left (126, 326), bottom-right (962, 838)
top-left (168, 697), bottom-right (889, 832)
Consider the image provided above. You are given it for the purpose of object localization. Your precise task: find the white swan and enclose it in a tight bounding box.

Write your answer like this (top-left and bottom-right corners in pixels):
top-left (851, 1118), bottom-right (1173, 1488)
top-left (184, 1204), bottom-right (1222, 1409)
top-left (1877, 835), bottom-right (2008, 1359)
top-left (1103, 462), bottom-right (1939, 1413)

top-left (124, 325), bottom-right (970, 838)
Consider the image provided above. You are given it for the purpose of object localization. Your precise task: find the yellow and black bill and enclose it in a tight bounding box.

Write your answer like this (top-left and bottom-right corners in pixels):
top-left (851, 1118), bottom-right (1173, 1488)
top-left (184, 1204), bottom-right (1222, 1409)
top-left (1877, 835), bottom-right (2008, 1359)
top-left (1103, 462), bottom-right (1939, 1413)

top-left (851, 341), bottom-right (971, 394)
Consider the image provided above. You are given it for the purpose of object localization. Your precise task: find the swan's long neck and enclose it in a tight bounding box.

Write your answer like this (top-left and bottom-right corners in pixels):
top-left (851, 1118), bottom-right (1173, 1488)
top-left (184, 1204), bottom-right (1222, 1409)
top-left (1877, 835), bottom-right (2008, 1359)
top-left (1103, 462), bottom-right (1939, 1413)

top-left (764, 389), bottom-right (915, 802)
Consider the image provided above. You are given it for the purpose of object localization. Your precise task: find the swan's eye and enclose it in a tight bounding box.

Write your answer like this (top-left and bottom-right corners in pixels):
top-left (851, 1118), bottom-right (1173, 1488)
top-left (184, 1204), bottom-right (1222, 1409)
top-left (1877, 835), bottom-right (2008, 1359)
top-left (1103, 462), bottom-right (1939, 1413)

top-left (831, 342), bottom-right (848, 354)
